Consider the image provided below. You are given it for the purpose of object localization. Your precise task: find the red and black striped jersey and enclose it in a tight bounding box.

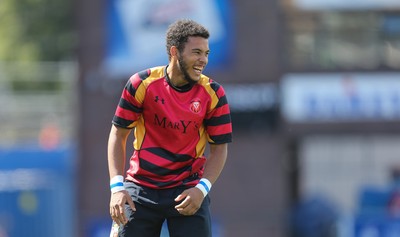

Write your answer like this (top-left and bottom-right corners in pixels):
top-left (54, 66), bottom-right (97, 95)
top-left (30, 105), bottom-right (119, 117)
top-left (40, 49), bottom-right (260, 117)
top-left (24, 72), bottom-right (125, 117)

top-left (112, 66), bottom-right (232, 189)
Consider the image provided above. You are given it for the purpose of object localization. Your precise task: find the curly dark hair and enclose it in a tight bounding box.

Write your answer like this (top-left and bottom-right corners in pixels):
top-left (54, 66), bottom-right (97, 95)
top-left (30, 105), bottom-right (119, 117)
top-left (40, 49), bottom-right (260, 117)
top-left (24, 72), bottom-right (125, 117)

top-left (166, 19), bottom-right (210, 60)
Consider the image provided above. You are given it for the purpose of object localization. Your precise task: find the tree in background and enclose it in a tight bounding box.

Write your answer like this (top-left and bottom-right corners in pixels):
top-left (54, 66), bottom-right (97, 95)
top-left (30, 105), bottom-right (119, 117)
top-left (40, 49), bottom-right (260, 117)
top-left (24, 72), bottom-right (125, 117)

top-left (0, 0), bottom-right (76, 61)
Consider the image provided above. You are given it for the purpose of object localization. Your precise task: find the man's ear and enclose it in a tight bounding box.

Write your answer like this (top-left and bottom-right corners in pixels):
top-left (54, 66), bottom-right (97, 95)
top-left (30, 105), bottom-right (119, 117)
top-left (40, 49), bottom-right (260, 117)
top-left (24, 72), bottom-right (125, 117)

top-left (170, 46), bottom-right (178, 58)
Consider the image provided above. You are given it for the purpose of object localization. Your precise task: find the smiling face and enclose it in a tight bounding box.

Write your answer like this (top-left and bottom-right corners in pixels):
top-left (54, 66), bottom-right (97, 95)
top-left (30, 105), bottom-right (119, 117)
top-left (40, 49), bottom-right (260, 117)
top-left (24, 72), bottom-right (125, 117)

top-left (172, 36), bottom-right (210, 85)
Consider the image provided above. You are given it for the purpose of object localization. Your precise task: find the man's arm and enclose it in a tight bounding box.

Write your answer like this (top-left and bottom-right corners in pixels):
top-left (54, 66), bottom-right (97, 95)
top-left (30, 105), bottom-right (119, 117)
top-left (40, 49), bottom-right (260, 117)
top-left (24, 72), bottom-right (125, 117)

top-left (175, 143), bottom-right (228, 215)
top-left (108, 124), bottom-right (135, 225)
top-left (108, 124), bottom-right (131, 178)
top-left (202, 143), bottom-right (228, 184)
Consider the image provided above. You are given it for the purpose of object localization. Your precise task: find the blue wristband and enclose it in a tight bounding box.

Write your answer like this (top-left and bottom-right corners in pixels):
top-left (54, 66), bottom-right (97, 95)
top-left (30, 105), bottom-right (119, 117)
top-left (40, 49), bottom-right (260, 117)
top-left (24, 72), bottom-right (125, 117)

top-left (110, 175), bottom-right (125, 193)
top-left (195, 178), bottom-right (212, 197)
top-left (199, 180), bottom-right (210, 193)
top-left (110, 182), bottom-right (124, 189)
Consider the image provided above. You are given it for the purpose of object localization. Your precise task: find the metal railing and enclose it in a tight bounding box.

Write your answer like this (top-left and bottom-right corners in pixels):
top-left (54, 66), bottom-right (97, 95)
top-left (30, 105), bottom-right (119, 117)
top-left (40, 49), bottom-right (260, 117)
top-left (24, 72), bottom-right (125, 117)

top-left (0, 61), bottom-right (78, 148)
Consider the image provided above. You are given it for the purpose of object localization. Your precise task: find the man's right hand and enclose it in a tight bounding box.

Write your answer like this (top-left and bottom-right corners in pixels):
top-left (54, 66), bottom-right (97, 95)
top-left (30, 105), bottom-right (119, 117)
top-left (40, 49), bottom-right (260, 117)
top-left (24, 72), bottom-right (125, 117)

top-left (109, 190), bottom-right (136, 225)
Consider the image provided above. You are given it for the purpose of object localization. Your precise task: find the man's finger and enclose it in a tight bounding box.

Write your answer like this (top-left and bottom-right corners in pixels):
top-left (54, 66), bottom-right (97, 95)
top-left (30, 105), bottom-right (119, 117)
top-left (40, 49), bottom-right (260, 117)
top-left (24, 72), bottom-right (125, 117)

top-left (174, 194), bottom-right (184, 202)
top-left (175, 195), bottom-right (191, 209)
top-left (175, 190), bottom-right (189, 202)
top-left (112, 205), bottom-right (123, 225)
top-left (118, 204), bottom-right (127, 224)
top-left (126, 195), bottom-right (136, 212)
top-left (111, 210), bottom-right (122, 226)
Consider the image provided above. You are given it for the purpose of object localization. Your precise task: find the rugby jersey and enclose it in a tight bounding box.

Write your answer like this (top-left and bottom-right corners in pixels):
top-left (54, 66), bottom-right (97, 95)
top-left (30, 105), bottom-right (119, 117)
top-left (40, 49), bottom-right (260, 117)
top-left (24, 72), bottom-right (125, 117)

top-left (112, 66), bottom-right (232, 189)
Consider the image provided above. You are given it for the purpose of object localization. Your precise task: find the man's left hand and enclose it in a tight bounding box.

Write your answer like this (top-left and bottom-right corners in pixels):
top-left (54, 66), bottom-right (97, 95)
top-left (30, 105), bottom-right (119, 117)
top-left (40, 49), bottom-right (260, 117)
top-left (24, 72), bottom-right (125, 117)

top-left (174, 187), bottom-right (204, 215)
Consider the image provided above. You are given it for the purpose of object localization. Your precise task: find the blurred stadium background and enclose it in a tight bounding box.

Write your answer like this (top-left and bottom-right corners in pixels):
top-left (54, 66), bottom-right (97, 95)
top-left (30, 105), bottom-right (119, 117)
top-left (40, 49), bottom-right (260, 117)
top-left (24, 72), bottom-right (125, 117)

top-left (1, 0), bottom-right (400, 236)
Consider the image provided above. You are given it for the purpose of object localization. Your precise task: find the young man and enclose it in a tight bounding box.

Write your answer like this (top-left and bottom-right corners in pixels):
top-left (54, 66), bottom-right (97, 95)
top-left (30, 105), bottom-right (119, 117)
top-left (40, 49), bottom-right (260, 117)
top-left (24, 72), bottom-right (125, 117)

top-left (108, 19), bottom-right (232, 237)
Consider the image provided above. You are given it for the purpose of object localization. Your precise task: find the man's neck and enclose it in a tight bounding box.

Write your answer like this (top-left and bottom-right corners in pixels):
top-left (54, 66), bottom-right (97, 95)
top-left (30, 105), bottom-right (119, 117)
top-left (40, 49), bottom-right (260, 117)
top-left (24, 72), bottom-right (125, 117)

top-left (166, 63), bottom-right (189, 88)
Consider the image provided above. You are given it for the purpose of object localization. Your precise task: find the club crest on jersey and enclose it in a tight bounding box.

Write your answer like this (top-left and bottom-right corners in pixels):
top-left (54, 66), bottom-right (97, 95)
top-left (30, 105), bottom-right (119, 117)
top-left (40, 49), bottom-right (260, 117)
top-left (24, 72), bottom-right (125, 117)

top-left (190, 100), bottom-right (202, 114)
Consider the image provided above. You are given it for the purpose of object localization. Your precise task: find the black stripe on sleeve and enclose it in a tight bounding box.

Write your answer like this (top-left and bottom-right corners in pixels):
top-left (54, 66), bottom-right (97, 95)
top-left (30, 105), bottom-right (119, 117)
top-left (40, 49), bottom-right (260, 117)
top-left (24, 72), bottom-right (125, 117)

top-left (204, 114), bottom-right (231, 126)
top-left (124, 69), bottom-right (149, 97)
top-left (138, 69), bottom-right (150, 80)
top-left (209, 133), bottom-right (232, 144)
top-left (210, 81), bottom-right (220, 92)
top-left (209, 81), bottom-right (228, 108)
top-left (125, 80), bottom-right (137, 98)
top-left (215, 95), bottom-right (228, 108)
top-left (112, 116), bottom-right (134, 128)
top-left (119, 98), bottom-right (143, 113)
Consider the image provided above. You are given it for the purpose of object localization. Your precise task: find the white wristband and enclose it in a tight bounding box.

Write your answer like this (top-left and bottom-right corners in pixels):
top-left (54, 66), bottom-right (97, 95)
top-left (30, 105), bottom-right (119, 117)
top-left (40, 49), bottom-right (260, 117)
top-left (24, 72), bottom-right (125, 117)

top-left (110, 175), bottom-right (125, 193)
top-left (195, 178), bottom-right (212, 197)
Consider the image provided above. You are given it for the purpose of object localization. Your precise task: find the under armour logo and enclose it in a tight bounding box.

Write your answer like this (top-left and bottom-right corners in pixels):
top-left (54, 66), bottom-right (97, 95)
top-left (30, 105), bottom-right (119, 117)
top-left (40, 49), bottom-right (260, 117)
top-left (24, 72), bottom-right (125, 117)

top-left (155, 96), bottom-right (165, 104)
